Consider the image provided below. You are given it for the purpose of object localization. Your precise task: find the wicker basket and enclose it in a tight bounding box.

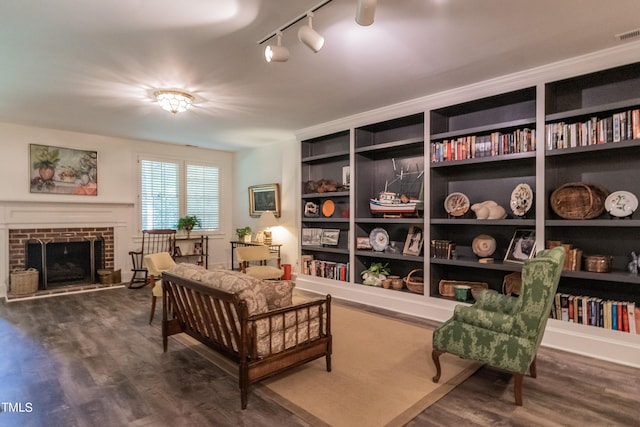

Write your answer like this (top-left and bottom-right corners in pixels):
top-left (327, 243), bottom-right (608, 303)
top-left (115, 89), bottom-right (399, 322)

top-left (439, 280), bottom-right (488, 297)
top-left (550, 182), bottom-right (608, 220)
top-left (10, 268), bottom-right (39, 296)
top-left (403, 269), bottom-right (424, 294)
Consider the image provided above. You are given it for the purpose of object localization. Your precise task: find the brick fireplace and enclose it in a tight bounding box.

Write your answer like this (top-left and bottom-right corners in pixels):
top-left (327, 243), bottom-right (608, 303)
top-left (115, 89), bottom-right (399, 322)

top-left (9, 227), bottom-right (114, 289)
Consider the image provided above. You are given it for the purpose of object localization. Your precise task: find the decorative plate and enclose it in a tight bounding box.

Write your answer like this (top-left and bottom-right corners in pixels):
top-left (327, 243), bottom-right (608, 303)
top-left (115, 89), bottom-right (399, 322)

top-left (369, 227), bottom-right (389, 252)
top-left (304, 201), bottom-right (319, 217)
top-left (510, 183), bottom-right (534, 217)
top-left (321, 199), bottom-right (335, 217)
top-left (605, 190), bottom-right (638, 218)
top-left (444, 192), bottom-right (470, 217)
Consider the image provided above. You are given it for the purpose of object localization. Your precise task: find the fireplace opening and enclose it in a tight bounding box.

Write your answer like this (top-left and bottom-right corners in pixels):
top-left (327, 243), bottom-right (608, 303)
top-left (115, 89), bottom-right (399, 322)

top-left (26, 239), bottom-right (104, 289)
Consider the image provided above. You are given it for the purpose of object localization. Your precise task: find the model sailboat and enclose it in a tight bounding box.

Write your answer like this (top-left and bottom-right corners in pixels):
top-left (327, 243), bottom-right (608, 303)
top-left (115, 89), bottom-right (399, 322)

top-left (369, 158), bottom-right (424, 216)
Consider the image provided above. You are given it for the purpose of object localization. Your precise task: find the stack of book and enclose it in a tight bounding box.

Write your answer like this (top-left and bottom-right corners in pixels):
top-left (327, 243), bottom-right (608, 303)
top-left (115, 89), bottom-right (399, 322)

top-left (301, 256), bottom-right (349, 282)
top-left (546, 108), bottom-right (640, 150)
top-left (551, 292), bottom-right (639, 334)
top-left (431, 240), bottom-right (456, 259)
top-left (430, 128), bottom-right (535, 163)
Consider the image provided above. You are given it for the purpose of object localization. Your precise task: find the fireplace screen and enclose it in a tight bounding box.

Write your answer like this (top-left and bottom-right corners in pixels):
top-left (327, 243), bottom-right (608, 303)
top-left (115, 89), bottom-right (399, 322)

top-left (26, 239), bottom-right (104, 289)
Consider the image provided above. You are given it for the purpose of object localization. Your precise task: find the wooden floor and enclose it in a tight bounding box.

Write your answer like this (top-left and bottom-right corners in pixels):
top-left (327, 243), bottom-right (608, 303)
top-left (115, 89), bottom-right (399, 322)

top-left (0, 287), bottom-right (638, 426)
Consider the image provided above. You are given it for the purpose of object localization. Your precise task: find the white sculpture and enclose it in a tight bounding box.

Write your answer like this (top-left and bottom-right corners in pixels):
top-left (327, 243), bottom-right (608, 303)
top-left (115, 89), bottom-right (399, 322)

top-left (471, 200), bottom-right (507, 220)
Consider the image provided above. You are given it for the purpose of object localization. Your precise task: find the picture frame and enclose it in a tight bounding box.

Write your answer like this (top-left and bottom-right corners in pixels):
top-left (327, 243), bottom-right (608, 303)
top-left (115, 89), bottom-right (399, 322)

top-left (301, 228), bottom-right (323, 246)
top-left (342, 166), bottom-right (350, 187)
top-left (320, 229), bottom-right (340, 246)
top-left (356, 236), bottom-right (373, 250)
top-left (29, 144), bottom-right (98, 195)
top-left (193, 242), bottom-right (202, 254)
top-left (174, 246), bottom-right (182, 257)
top-left (504, 229), bottom-right (536, 263)
top-left (403, 225), bottom-right (424, 256)
top-left (249, 183), bottom-right (280, 218)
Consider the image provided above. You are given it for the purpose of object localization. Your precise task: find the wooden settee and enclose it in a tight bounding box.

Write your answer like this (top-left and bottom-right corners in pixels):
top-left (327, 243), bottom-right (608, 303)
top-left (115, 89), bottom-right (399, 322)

top-left (161, 265), bottom-right (332, 409)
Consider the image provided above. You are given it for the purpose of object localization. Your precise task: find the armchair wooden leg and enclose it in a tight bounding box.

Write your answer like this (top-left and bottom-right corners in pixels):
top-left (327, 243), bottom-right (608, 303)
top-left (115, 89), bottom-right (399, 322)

top-left (513, 373), bottom-right (524, 406)
top-left (149, 295), bottom-right (157, 324)
top-left (432, 350), bottom-right (443, 383)
top-left (529, 356), bottom-right (537, 378)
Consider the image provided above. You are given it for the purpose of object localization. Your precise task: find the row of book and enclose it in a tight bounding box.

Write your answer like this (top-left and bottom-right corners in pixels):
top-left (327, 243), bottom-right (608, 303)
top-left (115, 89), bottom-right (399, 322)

top-left (546, 109), bottom-right (640, 150)
top-left (551, 293), bottom-right (639, 334)
top-left (430, 128), bottom-right (536, 163)
top-left (430, 239), bottom-right (456, 259)
top-left (301, 256), bottom-right (349, 282)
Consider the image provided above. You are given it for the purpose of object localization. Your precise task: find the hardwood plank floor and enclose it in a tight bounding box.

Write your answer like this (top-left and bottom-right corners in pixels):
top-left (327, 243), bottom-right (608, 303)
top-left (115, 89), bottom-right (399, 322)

top-left (0, 287), bottom-right (637, 426)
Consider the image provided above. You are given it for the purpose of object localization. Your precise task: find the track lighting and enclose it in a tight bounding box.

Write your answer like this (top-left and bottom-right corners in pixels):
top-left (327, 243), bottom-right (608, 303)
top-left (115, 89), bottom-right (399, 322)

top-left (355, 0), bottom-right (377, 26)
top-left (298, 13), bottom-right (325, 53)
top-left (264, 32), bottom-right (289, 63)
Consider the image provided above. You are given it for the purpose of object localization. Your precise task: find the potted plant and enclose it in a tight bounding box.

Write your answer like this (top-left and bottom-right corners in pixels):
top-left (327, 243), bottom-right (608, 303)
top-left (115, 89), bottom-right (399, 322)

top-left (32, 146), bottom-right (60, 182)
top-left (235, 226), bottom-right (252, 243)
top-left (361, 262), bottom-right (390, 287)
top-left (177, 215), bottom-right (201, 238)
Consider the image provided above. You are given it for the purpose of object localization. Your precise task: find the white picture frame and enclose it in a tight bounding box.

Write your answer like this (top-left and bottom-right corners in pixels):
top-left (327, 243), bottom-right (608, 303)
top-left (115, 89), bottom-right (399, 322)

top-left (301, 228), bottom-right (323, 246)
top-left (504, 229), bottom-right (536, 263)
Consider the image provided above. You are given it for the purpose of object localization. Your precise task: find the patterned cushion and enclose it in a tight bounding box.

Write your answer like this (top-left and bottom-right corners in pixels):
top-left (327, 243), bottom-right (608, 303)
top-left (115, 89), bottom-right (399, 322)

top-left (198, 269), bottom-right (268, 316)
top-left (260, 280), bottom-right (295, 309)
top-left (168, 263), bottom-right (208, 282)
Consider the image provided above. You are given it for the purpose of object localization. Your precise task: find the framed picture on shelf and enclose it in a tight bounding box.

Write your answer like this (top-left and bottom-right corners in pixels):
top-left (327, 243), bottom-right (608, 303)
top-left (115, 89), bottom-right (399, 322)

top-left (249, 183), bottom-right (280, 218)
top-left (356, 236), bottom-right (372, 250)
top-left (504, 229), bottom-right (536, 263)
top-left (193, 242), bottom-right (202, 254)
top-left (320, 229), bottom-right (340, 246)
top-left (174, 246), bottom-right (182, 257)
top-left (342, 166), bottom-right (350, 187)
top-left (403, 225), bottom-right (424, 256)
top-left (301, 228), bottom-right (323, 246)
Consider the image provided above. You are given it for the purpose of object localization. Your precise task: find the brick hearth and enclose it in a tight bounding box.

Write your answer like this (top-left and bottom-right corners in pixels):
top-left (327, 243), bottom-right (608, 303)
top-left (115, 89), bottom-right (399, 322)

top-left (9, 227), bottom-right (114, 272)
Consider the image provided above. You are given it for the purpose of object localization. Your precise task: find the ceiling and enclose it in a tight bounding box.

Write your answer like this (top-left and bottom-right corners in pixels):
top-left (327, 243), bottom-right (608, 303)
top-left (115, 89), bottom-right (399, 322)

top-left (2, 0), bottom-right (640, 151)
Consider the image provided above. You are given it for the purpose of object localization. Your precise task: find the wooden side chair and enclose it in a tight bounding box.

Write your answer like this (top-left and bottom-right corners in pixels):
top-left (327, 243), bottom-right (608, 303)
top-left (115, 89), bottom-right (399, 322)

top-left (143, 252), bottom-right (176, 324)
top-left (235, 245), bottom-right (284, 280)
top-left (128, 229), bottom-right (176, 289)
top-left (431, 246), bottom-right (565, 406)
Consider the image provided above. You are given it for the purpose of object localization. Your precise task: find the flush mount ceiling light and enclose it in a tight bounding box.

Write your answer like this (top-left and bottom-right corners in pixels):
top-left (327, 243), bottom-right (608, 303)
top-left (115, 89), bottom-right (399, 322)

top-left (355, 0), bottom-right (377, 26)
top-left (265, 32), bottom-right (290, 63)
top-left (298, 13), bottom-right (325, 53)
top-left (154, 90), bottom-right (194, 114)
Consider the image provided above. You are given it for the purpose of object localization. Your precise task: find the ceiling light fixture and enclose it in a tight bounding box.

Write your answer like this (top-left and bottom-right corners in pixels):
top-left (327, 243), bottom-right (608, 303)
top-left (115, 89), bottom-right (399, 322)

top-left (154, 90), bottom-right (194, 114)
top-left (355, 0), bottom-right (377, 26)
top-left (298, 13), bottom-right (325, 53)
top-left (265, 32), bottom-right (290, 63)
top-left (257, 0), bottom-right (332, 61)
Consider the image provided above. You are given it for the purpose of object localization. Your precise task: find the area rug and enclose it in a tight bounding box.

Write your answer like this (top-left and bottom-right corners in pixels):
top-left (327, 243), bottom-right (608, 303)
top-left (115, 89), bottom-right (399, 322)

top-left (174, 303), bottom-right (481, 427)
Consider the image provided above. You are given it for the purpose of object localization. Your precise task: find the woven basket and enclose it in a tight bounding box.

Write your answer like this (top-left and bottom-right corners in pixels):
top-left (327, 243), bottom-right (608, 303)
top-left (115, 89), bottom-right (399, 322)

top-left (10, 268), bottom-right (39, 295)
top-left (550, 182), bottom-right (608, 220)
top-left (403, 269), bottom-right (424, 294)
top-left (439, 280), bottom-right (488, 297)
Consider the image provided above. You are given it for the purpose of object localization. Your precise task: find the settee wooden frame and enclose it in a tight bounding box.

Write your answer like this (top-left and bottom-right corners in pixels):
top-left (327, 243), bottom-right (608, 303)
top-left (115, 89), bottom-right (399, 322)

top-left (161, 272), bottom-right (332, 409)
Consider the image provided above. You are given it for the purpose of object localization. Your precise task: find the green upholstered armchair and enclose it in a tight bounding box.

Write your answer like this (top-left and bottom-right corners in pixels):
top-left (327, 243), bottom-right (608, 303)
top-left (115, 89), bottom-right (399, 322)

top-left (431, 246), bottom-right (565, 406)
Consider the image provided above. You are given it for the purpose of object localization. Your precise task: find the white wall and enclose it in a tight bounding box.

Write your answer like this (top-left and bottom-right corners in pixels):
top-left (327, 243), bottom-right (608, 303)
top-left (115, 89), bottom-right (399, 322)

top-left (233, 137), bottom-right (299, 271)
top-left (0, 122), bottom-right (235, 295)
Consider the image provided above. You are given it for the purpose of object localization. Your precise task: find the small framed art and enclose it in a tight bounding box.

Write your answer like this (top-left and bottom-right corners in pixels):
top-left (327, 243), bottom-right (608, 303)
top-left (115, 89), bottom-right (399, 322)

top-left (504, 229), bottom-right (536, 263)
top-left (301, 228), bottom-right (323, 246)
top-left (403, 225), bottom-right (424, 256)
top-left (321, 229), bottom-right (340, 246)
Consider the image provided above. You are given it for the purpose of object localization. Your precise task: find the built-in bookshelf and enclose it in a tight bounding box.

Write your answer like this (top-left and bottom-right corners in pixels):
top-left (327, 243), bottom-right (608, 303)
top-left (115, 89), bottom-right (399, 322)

top-left (297, 57), bottom-right (640, 367)
top-left (301, 130), bottom-right (351, 282)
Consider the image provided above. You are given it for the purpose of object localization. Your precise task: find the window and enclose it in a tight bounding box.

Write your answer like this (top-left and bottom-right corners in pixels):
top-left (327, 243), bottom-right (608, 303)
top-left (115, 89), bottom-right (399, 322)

top-left (139, 158), bottom-right (220, 231)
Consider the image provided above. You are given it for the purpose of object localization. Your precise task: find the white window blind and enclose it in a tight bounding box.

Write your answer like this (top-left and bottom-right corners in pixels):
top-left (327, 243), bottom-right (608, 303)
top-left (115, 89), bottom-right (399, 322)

top-left (186, 164), bottom-right (220, 230)
top-left (140, 160), bottom-right (180, 230)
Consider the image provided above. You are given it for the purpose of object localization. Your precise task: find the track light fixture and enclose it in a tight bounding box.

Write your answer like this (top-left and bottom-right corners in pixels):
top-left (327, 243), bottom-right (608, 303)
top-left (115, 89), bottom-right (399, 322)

top-left (264, 32), bottom-right (289, 63)
top-left (258, 0), bottom-right (332, 62)
top-left (298, 13), bottom-right (325, 53)
top-left (355, 0), bottom-right (377, 26)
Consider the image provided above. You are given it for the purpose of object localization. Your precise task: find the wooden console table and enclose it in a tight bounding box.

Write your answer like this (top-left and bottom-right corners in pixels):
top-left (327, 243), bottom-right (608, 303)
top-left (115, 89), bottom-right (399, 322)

top-left (230, 241), bottom-right (282, 271)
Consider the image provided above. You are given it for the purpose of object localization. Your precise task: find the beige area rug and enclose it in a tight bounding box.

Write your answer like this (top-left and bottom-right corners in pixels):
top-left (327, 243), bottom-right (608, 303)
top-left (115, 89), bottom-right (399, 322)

top-left (174, 303), bottom-right (481, 427)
